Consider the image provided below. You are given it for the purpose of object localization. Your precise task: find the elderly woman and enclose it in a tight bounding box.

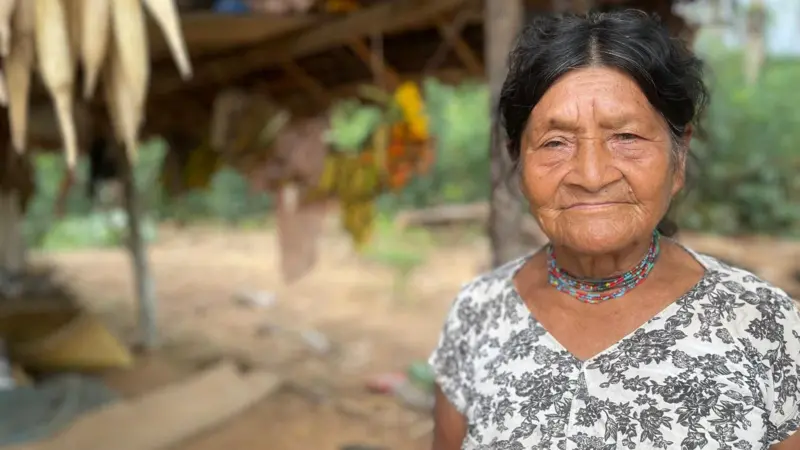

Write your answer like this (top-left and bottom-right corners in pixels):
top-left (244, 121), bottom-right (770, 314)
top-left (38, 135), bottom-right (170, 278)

top-left (430, 10), bottom-right (800, 450)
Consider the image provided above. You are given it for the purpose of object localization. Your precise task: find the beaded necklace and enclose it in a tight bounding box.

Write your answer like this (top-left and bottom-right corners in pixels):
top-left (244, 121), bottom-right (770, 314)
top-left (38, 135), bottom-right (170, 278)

top-left (547, 230), bottom-right (661, 304)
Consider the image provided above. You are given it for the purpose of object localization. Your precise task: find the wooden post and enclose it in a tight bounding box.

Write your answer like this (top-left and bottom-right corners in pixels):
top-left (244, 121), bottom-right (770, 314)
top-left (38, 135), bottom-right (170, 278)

top-left (486, 0), bottom-right (527, 268)
top-left (0, 191), bottom-right (26, 277)
top-left (0, 132), bottom-right (34, 291)
top-left (118, 144), bottom-right (158, 349)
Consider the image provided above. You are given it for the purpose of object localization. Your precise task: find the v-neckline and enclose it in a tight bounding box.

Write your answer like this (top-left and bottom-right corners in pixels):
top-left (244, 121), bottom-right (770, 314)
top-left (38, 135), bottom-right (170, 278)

top-left (507, 244), bottom-right (716, 365)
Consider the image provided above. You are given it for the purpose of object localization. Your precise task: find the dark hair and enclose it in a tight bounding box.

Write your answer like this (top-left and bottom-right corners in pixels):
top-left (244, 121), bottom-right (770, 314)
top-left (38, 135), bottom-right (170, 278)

top-left (498, 10), bottom-right (709, 236)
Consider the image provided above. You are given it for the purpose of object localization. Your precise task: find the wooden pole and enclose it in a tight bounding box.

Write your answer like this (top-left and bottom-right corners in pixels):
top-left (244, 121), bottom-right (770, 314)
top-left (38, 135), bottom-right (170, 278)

top-left (744, 0), bottom-right (766, 86)
top-left (118, 143), bottom-right (158, 349)
top-left (485, 0), bottom-right (527, 268)
top-left (0, 125), bottom-right (33, 286)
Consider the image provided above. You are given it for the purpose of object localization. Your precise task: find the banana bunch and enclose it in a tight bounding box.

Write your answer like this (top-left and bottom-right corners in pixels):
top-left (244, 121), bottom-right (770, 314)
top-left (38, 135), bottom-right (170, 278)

top-left (340, 199), bottom-right (375, 250)
top-left (310, 150), bottom-right (382, 248)
top-left (0, 0), bottom-right (191, 169)
top-left (310, 81), bottom-right (433, 249)
top-left (315, 152), bottom-right (382, 199)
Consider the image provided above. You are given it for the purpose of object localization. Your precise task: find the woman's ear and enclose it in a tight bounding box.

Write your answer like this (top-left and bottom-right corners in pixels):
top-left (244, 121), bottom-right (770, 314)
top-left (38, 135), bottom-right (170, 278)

top-left (682, 125), bottom-right (693, 148)
top-left (671, 126), bottom-right (692, 196)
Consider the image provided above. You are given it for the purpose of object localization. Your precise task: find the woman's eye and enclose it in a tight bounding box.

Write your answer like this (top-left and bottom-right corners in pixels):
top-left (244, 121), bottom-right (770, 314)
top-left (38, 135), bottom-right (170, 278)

top-left (543, 140), bottom-right (564, 148)
top-left (616, 133), bottom-right (638, 142)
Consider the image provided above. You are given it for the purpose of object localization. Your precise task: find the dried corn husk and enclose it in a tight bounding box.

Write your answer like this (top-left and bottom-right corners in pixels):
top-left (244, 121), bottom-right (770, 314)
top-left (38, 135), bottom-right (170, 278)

top-left (0, 0), bottom-right (16, 57)
top-left (0, 70), bottom-right (7, 106)
top-left (5, 0), bottom-right (33, 153)
top-left (104, 46), bottom-right (139, 162)
top-left (65, 0), bottom-right (81, 64)
top-left (110, 0), bottom-right (149, 129)
top-left (81, 0), bottom-right (111, 98)
top-left (142, 0), bottom-right (192, 79)
top-left (34, 0), bottom-right (79, 168)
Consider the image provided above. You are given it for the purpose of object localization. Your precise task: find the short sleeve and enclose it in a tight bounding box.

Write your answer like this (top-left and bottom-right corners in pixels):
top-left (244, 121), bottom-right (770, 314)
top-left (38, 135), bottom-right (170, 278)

top-left (765, 292), bottom-right (800, 444)
top-left (428, 291), bottom-right (477, 415)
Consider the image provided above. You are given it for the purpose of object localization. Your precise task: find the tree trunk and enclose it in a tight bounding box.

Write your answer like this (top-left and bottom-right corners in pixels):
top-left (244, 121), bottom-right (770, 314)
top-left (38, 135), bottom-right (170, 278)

top-left (744, 0), bottom-right (766, 86)
top-left (486, 0), bottom-right (527, 268)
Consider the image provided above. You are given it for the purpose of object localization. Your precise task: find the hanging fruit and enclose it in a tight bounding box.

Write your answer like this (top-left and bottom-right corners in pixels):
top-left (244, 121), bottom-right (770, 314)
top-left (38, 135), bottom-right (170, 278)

top-left (393, 81), bottom-right (428, 141)
top-left (340, 199), bottom-right (375, 250)
top-left (304, 80), bottom-right (434, 250)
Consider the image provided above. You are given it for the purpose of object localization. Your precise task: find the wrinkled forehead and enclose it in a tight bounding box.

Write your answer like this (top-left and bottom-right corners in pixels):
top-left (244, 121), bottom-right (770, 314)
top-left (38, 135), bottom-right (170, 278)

top-left (528, 67), bottom-right (663, 132)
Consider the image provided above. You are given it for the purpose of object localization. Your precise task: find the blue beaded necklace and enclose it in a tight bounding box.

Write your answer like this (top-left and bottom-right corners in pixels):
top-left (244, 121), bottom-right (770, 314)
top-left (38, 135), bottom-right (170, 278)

top-left (547, 230), bottom-right (661, 304)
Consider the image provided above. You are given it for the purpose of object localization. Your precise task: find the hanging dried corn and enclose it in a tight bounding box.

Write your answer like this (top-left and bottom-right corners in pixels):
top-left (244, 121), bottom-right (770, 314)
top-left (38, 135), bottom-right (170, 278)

top-left (108, 0), bottom-right (151, 161)
top-left (0, 70), bottom-right (7, 106)
top-left (104, 42), bottom-right (139, 162)
top-left (5, 0), bottom-right (33, 153)
top-left (0, 0), bottom-right (16, 57)
top-left (0, 0), bottom-right (191, 168)
top-left (34, 0), bottom-right (79, 169)
top-left (142, 0), bottom-right (192, 79)
top-left (81, 0), bottom-right (112, 98)
top-left (66, 0), bottom-right (82, 67)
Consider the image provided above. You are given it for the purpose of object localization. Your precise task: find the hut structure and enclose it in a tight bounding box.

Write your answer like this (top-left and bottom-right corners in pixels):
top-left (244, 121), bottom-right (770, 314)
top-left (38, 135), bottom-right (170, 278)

top-left (4, 0), bottom-right (697, 350)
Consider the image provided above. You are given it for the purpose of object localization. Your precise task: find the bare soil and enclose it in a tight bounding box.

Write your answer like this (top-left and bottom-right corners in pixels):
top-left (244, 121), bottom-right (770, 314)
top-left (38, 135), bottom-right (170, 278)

top-left (36, 225), bottom-right (800, 450)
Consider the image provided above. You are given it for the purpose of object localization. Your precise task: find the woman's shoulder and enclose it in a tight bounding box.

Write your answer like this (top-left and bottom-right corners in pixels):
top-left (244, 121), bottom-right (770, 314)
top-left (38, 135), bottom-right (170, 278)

top-left (437, 255), bottom-right (530, 338)
top-left (692, 250), bottom-right (795, 298)
top-left (453, 255), bottom-right (528, 305)
top-left (689, 249), bottom-right (799, 324)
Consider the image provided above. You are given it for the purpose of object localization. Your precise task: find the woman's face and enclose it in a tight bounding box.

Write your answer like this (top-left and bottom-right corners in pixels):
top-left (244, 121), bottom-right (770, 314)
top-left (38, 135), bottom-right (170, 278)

top-left (521, 67), bottom-right (688, 255)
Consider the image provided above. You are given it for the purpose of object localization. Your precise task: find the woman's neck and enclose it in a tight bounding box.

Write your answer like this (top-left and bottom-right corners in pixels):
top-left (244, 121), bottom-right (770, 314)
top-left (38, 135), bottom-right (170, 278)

top-left (551, 237), bottom-right (654, 279)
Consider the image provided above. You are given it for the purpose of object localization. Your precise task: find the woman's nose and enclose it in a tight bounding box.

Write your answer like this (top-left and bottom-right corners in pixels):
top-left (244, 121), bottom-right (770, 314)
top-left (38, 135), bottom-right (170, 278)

top-left (564, 137), bottom-right (622, 192)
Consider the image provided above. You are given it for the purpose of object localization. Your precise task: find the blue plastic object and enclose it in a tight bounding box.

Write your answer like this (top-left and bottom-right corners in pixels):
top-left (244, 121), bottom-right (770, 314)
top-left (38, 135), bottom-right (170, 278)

top-left (213, 0), bottom-right (251, 14)
top-left (0, 375), bottom-right (119, 446)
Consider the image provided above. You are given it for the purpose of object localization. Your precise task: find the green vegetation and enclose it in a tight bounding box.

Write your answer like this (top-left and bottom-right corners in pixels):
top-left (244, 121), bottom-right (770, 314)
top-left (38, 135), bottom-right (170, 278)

top-left (23, 51), bottom-right (800, 250)
top-left (364, 215), bottom-right (432, 303)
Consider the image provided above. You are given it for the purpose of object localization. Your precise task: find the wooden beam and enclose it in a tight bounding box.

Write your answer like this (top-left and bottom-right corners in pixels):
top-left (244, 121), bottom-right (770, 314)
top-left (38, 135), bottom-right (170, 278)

top-left (348, 38), bottom-right (400, 88)
top-left (268, 66), bottom-right (472, 116)
top-left (267, 66), bottom-right (470, 95)
top-left (279, 60), bottom-right (330, 107)
top-left (435, 16), bottom-right (483, 76)
top-left (150, 13), bottom-right (316, 62)
top-left (152, 0), bottom-right (467, 95)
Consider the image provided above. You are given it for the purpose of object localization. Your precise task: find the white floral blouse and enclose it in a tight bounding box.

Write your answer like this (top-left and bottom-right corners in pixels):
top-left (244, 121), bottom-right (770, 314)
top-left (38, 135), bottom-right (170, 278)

top-left (429, 250), bottom-right (800, 449)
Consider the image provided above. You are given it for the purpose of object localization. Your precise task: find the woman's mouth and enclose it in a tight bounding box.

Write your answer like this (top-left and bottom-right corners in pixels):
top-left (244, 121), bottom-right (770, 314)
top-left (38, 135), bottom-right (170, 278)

top-left (566, 202), bottom-right (628, 210)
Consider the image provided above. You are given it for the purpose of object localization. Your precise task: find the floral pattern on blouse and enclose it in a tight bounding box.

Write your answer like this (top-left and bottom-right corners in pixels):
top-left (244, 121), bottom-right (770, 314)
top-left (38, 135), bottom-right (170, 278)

top-left (429, 250), bottom-right (800, 450)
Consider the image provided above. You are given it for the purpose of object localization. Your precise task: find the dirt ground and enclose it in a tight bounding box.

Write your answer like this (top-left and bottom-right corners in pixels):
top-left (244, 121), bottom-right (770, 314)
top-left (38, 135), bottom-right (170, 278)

top-left (35, 224), bottom-right (800, 450)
